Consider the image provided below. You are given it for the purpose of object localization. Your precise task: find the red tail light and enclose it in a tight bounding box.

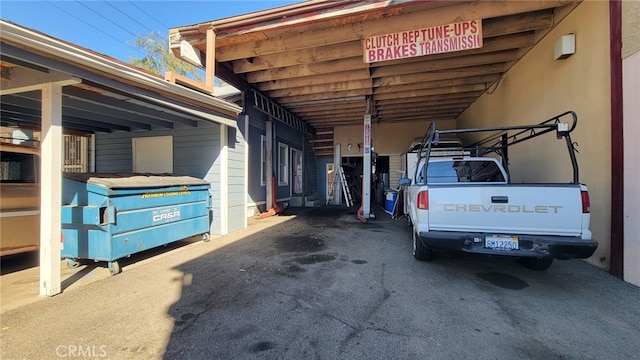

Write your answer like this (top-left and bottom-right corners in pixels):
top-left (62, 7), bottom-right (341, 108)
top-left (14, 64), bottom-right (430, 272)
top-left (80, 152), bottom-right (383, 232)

top-left (581, 190), bottom-right (590, 213)
top-left (417, 190), bottom-right (429, 210)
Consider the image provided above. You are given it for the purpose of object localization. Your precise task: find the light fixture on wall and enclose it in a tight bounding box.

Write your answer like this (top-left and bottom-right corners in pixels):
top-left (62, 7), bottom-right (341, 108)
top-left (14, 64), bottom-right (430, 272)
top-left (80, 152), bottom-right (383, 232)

top-left (554, 33), bottom-right (576, 60)
top-left (347, 143), bottom-right (352, 151)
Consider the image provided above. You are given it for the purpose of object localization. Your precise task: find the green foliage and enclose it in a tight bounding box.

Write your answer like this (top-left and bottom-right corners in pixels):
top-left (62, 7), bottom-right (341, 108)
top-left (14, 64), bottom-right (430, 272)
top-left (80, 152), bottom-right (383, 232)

top-left (128, 31), bottom-right (203, 81)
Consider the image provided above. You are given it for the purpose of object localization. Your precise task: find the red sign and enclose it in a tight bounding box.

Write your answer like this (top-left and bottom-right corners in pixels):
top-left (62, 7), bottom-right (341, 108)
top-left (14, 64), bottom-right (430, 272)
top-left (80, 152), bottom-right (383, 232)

top-left (363, 20), bottom-right (482, 63)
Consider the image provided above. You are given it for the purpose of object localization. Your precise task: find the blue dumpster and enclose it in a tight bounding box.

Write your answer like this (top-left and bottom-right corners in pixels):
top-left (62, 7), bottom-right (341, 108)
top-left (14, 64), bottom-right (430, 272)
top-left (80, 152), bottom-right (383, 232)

top-left (61, 173), bottom-right (211, 275)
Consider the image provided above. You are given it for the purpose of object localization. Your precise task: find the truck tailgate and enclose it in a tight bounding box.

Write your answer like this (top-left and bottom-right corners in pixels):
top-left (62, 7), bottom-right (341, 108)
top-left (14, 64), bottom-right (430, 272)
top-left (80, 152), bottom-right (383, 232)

top-left (427, 184), bottom-right (584, 236)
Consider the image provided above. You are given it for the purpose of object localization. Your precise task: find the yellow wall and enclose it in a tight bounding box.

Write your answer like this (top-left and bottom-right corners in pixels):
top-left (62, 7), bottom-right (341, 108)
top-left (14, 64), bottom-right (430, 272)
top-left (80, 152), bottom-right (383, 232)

top-left (334, 120), bottom-right (456, 157)
top-left (458, 1), bottom-right (611, 269)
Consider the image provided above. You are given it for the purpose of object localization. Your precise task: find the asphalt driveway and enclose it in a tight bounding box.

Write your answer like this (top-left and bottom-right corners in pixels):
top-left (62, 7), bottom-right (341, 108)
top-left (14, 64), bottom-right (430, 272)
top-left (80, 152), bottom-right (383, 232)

top-left (1, 206), bottom-right (639, 359)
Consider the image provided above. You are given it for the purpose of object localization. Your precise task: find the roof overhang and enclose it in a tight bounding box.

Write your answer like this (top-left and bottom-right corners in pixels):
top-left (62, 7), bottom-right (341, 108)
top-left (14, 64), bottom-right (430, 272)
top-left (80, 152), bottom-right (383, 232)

top-left (1, 20), bottom-right (242, 132)
top-left (169, 0), bottom-right (580, 133)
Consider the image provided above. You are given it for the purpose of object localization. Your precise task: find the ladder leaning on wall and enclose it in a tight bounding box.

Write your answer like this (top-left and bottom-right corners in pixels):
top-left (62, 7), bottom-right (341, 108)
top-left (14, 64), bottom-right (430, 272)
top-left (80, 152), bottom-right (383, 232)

top-left (331, 166), bottom-right (353, 207)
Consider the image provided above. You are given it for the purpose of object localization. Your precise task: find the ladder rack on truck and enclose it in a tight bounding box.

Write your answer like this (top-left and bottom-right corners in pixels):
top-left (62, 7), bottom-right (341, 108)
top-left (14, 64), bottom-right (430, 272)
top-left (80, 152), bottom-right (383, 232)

top-left (413, 111), bottom-right (580, 185)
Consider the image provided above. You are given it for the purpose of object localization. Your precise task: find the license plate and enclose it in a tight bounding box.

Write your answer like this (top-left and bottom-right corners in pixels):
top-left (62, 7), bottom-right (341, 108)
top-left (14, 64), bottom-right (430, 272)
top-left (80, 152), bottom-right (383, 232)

top-left (485, 235), bottom-right (519, 250)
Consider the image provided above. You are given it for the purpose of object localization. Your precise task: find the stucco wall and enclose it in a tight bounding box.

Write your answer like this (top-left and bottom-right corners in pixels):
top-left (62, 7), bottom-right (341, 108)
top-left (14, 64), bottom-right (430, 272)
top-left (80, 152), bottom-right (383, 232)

top-left (622, 0), bottom-right (640, 286)
top-left (622, 0), bottom-right (640, 58)
top-left (334, 120), bottom-right (456, 158)
top-left (457, 1), bottom-right (611, 269)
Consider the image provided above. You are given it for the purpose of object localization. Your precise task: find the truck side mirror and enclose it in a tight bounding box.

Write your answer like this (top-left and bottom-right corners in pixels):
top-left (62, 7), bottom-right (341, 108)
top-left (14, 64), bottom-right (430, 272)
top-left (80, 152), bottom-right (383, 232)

top-left (398, 178), bottom-right (411, 186)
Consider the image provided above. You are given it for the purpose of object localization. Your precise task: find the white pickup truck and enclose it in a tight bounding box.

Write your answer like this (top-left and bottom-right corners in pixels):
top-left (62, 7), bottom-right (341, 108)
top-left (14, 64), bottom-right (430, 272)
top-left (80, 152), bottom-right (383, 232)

top-left (401, 112), bottom-right (597, 270)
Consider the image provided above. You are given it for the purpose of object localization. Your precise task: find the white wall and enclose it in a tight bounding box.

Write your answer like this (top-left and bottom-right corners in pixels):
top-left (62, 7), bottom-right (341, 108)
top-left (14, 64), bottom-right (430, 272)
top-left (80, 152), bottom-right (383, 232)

top-left (623, 50), bottom-right (640, 287)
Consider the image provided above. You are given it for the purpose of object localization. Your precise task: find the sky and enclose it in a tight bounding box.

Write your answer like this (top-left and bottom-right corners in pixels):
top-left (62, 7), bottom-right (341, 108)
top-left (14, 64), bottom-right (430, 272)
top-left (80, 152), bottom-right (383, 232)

top-left (0, 0), bottom-right (301, 63)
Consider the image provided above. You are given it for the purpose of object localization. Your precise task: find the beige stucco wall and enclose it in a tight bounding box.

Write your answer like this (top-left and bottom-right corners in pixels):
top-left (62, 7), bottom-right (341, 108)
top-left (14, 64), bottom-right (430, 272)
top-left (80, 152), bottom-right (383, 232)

top-left (334, 120), bottom-right (456, 158)
top-left (457, 1), bottom-right (611, 269)
top-left (622, 0), bottom-right (640, 58)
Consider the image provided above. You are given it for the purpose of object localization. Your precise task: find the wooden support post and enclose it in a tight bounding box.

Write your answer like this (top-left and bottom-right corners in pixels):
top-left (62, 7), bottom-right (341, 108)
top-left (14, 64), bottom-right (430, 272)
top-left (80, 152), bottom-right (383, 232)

top-left (39, 83), bottom-right (62, 297)
top-left (206, 28), bottom-right (216, 93)
top-left (266, 121), bottom-right (273, 210)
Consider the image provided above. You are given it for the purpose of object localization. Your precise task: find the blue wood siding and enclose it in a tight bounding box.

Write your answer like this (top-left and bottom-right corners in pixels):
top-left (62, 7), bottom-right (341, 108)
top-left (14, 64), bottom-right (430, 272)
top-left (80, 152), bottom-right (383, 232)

top-left (245, 93), bottom-right (306, 207)
top-left (274, 122), bottom-right (302, 200)
top-left (247, 107), bottom-right (268, 209)
top-left (227, 123), bottom-right (246, 233)
top-left (94, 123), bottom-right (231, 235)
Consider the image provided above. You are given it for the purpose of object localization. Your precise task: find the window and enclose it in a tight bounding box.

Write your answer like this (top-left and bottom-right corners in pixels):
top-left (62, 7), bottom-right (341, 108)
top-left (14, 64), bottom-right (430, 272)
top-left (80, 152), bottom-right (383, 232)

top-left (261, 135), bottom-right (267, 186)
top-left (424, 160), bottom-right (505, 184)
top-left (132, 136), bottom-right (173, 173)
top-left (278, 142), bottom-right (289, 186)
top-left (63, 134), bottom-right (89, 173)
top-left (0, 151), bottom-right (38, 183)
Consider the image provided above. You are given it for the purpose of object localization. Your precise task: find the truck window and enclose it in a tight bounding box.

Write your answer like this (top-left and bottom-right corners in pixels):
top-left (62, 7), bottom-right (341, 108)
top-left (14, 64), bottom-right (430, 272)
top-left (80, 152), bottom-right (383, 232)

top-left (425, 160), bottom-right (505, 183)
top-left (0, 151), bottom-right (38, 183)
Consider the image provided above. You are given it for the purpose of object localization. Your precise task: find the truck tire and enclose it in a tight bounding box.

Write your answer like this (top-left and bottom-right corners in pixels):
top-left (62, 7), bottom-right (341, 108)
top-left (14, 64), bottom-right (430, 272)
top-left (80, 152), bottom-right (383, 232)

top-left (519, 257), bottom-right (553, 271)
top-left (413, 231), bottom-right (432, 261)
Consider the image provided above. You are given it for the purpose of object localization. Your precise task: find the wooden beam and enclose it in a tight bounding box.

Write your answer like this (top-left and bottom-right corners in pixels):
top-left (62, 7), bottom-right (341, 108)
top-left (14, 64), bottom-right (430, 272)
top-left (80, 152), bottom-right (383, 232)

top-left (373, 73), bottom-right (501, 93)
top-left (256, 68), bottom-right (370, 91)
top-left (377, 106), bottom-right (467, 118)
top-left (377, 97), bottom-right (477, 111)
top-left (375, 91), bottom-right (484, 105)
top-left (214, 1), bottom-right (571, 61)
top-left (290, 101), bottom-right (366, 113)
top-left (483, 9), bottom-right (554, 38)
top-left (273, 88), bottom-right (371, 103)
top-left (164, 71), bottom-right (213, 95)
top-left (266, 78), bottom-right (372, 98)
top-left (374, 84), bottom-right (487, 101)
top-left (295, 107), bottom-right (366, 118)
top-left (206, 28), bottom-right (216, 91)
top-left (232, 40), bottom-right (363, 73)
top-left (247, 56), bottom-right (368, 82)
top-left (0, 67), bottom-right (80, 96)
top-left (371, 51), bottom-right (515, 79)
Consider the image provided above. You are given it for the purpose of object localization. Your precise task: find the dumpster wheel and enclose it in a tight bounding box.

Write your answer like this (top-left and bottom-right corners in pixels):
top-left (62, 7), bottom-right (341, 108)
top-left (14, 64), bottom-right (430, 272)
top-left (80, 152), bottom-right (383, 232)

top-left (66, 258), bottom-right (81, 268)
top-left (202, 233), bottom-right (211, 242)
top-left (108, 261), bottom-right (121, 276)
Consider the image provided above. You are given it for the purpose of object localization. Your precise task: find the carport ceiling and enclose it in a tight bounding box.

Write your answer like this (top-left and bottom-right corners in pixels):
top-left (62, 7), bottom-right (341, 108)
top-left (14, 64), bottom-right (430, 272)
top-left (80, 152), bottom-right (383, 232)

top-left (171, 0), bottom-right (579, 129)
top-left (0, 22), bottom-right (240, 135)
top-left (1, 77), bottom-right (204, 134)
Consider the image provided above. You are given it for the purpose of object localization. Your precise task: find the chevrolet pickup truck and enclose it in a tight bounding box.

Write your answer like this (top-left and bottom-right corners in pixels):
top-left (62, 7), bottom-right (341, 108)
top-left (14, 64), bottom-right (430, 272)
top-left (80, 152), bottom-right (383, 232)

top-left (401, 112), bottom-right (597, 270)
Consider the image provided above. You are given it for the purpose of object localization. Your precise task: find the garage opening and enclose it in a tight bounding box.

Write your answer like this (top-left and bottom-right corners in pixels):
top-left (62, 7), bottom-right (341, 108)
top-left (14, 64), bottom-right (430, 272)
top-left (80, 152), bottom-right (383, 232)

top-left (339, 155), bottom-right (389, 206)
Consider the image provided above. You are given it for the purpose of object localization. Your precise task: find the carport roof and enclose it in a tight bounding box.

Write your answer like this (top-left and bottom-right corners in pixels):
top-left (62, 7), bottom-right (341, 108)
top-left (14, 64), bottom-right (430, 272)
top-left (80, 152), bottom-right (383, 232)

top-left (0, 20), bottom-right (242, 134)
top-left (169, 0), bottom-right (579, 130)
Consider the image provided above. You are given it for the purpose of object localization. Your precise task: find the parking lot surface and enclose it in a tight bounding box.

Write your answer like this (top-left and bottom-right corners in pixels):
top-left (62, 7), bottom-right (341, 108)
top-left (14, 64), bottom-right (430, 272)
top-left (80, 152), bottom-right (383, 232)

top-left (1, 206), bottom-right (639, 359)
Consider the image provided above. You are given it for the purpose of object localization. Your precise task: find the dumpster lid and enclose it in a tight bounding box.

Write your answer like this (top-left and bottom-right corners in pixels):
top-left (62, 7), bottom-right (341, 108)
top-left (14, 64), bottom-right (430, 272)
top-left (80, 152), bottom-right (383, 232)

top-left (63, 173), bottom-right (209, 189)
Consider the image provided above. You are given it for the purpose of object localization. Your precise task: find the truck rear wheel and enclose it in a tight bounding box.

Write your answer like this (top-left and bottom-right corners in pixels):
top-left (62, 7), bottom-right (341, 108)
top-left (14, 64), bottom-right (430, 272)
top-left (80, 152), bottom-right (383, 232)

top-left (519, 257), bottom-right (553, 271)
top-left (413, 231), bottom-right (432, 261)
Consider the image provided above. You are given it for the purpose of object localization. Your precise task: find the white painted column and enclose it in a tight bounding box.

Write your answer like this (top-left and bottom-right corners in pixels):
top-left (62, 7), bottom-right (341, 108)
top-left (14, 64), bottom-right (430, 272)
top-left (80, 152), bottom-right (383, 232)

top-left (39, 83), bottom-right (62, 296)
top-left (220, 125), bottom-right (229, 235)
top-left (243, 114), bottom-right (249, 227)
top-left (265, 121), bottom-right (273, 209)
top-left (363, 114), bottom-right (372, 218)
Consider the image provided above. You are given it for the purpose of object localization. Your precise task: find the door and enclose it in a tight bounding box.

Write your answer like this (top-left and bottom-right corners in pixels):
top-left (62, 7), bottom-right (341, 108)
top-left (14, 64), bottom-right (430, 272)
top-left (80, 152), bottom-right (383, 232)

top-left (292, 148), bottom-right (303, 195)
